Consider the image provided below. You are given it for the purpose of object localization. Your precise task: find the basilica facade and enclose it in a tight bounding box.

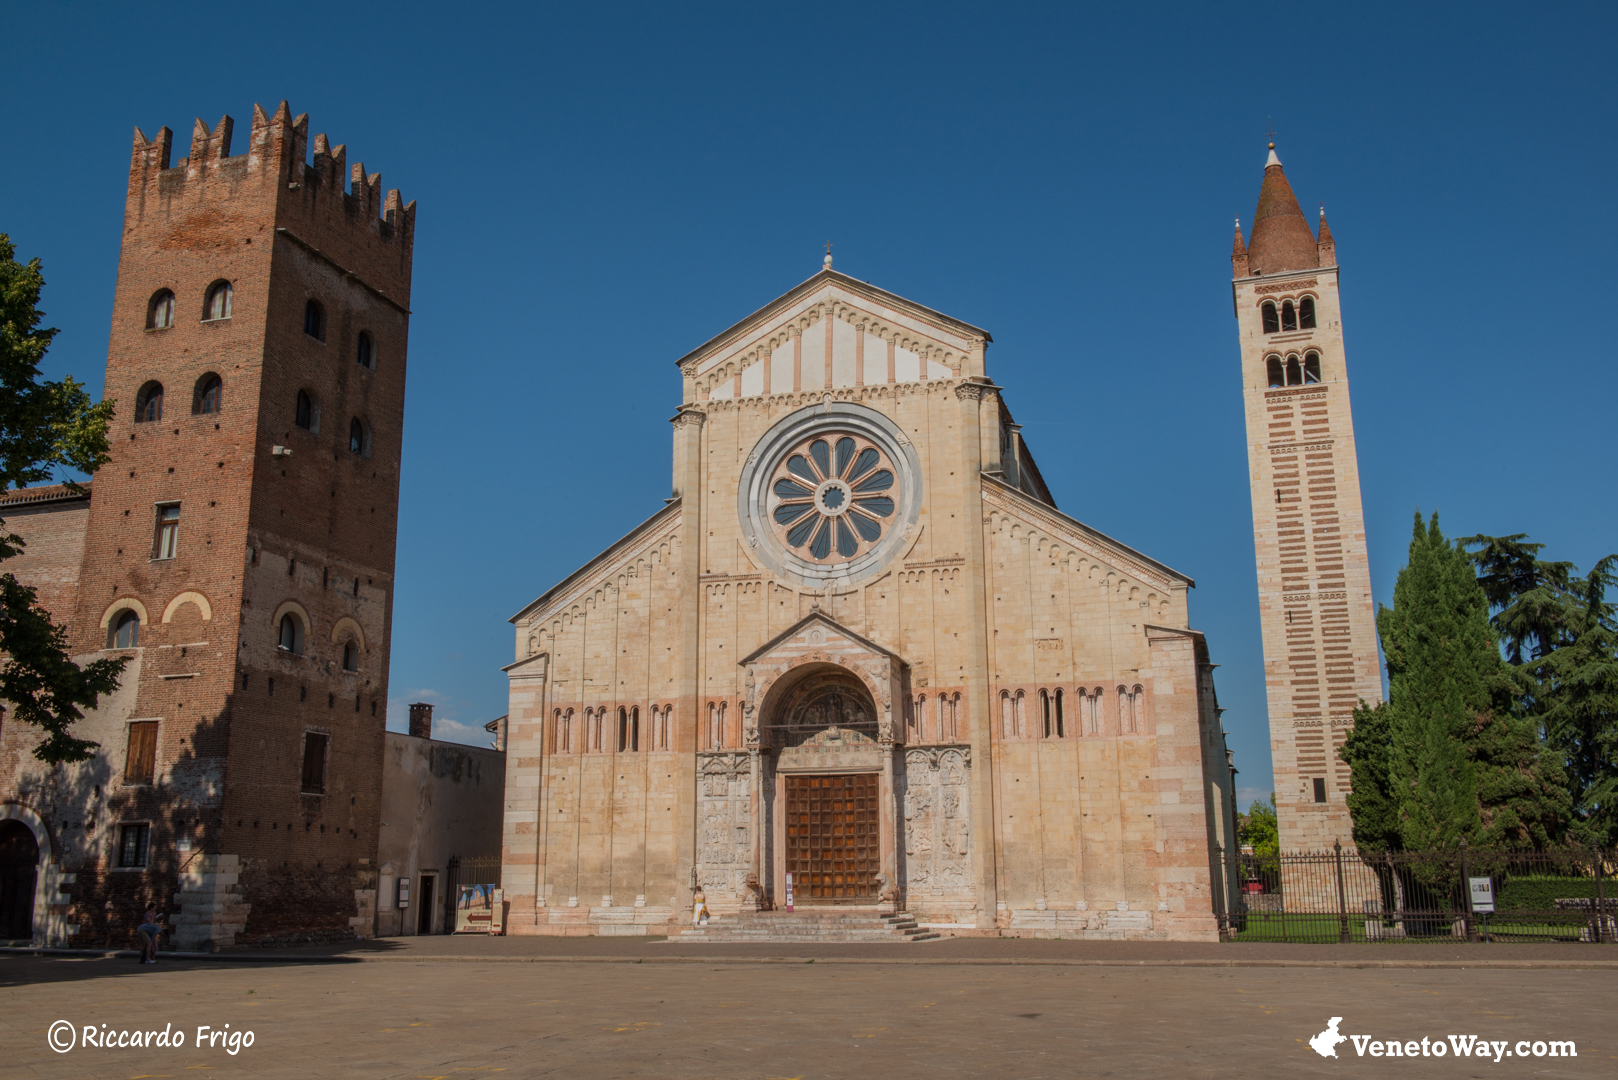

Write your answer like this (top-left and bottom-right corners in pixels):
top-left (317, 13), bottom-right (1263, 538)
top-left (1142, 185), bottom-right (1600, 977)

top-left (499, 261), bottom-right (1241, 939)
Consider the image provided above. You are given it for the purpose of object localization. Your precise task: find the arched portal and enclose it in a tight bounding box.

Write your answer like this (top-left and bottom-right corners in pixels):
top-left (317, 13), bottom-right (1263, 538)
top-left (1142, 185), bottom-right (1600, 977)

top-left (763, 666), bottom-right (884, 904)
top-left (0, 820), bottom-right (40, 941)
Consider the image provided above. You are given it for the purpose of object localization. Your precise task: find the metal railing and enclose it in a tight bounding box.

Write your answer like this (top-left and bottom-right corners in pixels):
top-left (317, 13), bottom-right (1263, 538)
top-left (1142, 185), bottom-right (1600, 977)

top-left (442, 855), bottom-right (502, 934)
top-left (1223, 841), bottom-right (1614, 944)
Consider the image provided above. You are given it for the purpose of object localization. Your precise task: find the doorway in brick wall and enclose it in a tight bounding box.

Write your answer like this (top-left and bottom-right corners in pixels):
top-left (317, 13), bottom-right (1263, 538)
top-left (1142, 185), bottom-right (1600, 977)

top-left (417, 874), bottom-right (436, 934)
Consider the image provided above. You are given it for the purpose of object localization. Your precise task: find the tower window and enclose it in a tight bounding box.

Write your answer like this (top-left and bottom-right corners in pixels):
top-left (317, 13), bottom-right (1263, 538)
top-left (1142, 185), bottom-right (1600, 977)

top-left (118, 822), bottom-right (150, 868)
top-left (147, 290), bottom-right (174, 330)
top-left (295, 390), bottom-right (320, 432)
top-left (153, 503), bottom-right (180, 560)
top-left (1299, 296), bottom-right (1317, 330)
top-left (124, 721), bottom-right (158, 785)
top-left (193, 373), bottom-right (222, 415)
top-left (204, 281), bottom-right (232, 321)
top-left (342, 641), bottom-right (359, 672)
top-left (1055, 688), bottom-right (1065, 738)
top-left (1285, 355), bottom-right (1302, 386)
top-left (108, 609), bottom-right (140, 650)
top-left (1313, 777), bottom-right (1328, 803)
top-left (1266, 356), bottom-right (1285, 388)
top-left (1281, 300), bottom-right (1298, 332)
top-left (278, 612), bottom-right (305, 656)
top-left (300, 731), bottom-right (329, 794)
top-left (1261, 301), bottom-right (1279, 334)
top-left (356, 331), bottom-right (375, 370)
top-left (135, 381), bottom-right (164, 423)
top-left (303, 299), bottom-right (326, 341)
top-left (1303, 351), bottom-right (1321, 384)
top-left (348, 417), bottom-right (371, 457)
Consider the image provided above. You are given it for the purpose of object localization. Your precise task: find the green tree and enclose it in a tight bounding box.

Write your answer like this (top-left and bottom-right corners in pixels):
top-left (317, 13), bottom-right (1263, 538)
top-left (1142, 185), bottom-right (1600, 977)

top-left (1466, 533), bottom-right (1618, 845)
top-left (1352, 512), bottom-right (1568, 851)
top-left (0, 233), bottom-right (125, 763)
top-left (1339, 698), bottom-right (1400, 851)
top-left (1238, 794), bottom-right (1278, 859)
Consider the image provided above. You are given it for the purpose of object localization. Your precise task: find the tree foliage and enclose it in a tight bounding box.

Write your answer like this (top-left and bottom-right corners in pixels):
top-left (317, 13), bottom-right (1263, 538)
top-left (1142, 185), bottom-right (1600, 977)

top-left (0, 233), bottom-right (125, 763)
top-left (1342, 512), bottom-right (1569, 852)
top-left (1238, 794), bottom-right (1278, 859)
top-left (1464, 533), bottom-right (1618, 845)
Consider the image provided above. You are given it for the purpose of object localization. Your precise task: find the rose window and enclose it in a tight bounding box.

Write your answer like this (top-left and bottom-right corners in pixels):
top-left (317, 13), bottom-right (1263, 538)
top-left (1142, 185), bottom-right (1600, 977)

top-left (768, 434), bottom-right (896, 563)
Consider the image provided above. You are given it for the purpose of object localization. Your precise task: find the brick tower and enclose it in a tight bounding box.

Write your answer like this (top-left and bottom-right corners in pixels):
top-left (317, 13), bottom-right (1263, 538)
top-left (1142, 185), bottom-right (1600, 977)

top-left (1231, 144), bottom-right (1381, 851)
top-left (42, 102), bottom-right (413, 947)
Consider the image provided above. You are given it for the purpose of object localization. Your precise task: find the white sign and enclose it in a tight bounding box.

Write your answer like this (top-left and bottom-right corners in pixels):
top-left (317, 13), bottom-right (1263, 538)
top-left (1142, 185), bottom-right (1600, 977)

top-left (1469, 877), bottom-right (1494, 914)
top-left (397, 877), bottom-right (411, 909)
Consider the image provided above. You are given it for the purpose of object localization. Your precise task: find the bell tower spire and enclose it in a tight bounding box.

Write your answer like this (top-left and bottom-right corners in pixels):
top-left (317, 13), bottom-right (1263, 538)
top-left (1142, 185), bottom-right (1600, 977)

top-left (1229, 145), bottom-right (1382, 850)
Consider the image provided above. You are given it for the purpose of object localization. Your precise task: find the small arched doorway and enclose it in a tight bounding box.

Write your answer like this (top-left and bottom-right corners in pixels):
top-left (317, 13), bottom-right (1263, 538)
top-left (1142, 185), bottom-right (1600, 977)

top-left (0, 820), bottom-right (40, 940)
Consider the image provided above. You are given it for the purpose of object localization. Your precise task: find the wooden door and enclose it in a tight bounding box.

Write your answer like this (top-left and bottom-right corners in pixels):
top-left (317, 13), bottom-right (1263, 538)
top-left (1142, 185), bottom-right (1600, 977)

top-left (785, 773), bottom-right (879, 902)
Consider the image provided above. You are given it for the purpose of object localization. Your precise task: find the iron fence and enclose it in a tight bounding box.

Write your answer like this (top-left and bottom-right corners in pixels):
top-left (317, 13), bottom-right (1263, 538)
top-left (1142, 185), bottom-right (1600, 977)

top-left (442, 855), bottom-right (502, 934)
top-left (1223, 842), bottom-right (1615, 944)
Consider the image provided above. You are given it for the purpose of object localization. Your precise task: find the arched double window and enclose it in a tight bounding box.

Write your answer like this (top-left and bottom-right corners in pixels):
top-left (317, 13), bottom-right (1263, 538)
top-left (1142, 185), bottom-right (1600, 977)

top-left (910, 694), bottom-right (927, 742)
top-left (1299, 296), bottom-right (1317, 329)
top-left (356, 331), bottom-right (376, 370)
top-left (652, 705), bottom-right (671, 751)
top-left (204, 281), bottom-right (232, 321)
top-left (147, 290), bottom-right (174, 330)
top-left (1267, 352), bottom-right (1323, 388)
top-left (554, 708), bottom-right (574, 754)
top-left (348, 417), bottom-right (371, 456)
top-left (303, 299), bottom-right (326, 341)
top-left (942, 693), bottom-right (961, 742)
top-left (707, 700), bottom-right (728, 749)
top-left (295, 390), bottom-right (320, 432)
top-left (108, 609), bottom-right (141, 649)
top-left (135, 381), bottom-right (164, 423)
top-left (278, 612), bottom-right (305, 656)
top-left (618, 707), bottom-right (640, 752)
top-left (1085, 688), bottom-right (1102, 735)
top-left (193, 373), bottom-right (222, 415)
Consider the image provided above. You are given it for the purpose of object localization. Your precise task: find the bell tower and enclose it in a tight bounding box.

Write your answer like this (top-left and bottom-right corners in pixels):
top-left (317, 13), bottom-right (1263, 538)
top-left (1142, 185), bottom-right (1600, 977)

top-left (1231, 144), bottom-right (1381, 850)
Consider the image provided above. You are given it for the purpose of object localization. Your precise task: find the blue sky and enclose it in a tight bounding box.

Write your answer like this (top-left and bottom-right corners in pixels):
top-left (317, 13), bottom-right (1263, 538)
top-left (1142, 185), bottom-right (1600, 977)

top-left (5, 2), bottom-right (1614, 808)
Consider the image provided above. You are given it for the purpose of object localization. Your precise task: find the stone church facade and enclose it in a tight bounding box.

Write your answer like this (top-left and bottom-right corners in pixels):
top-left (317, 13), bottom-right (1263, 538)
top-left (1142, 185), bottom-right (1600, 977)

top-left (501, 262), bottom-right (1241, 939)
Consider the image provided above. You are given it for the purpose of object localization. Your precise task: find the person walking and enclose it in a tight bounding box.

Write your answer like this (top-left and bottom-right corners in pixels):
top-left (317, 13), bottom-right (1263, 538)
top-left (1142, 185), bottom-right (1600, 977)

top-left (137, 905), bottom-right (163, 964)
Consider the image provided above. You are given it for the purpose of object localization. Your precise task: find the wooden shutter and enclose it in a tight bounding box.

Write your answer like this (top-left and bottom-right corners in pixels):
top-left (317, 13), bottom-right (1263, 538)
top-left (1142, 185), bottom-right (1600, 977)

top-left (124, 721), bottom-right (158, 784)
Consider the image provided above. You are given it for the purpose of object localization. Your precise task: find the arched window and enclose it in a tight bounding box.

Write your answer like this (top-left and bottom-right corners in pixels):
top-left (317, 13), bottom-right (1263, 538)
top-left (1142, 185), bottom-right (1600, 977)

top-left (193, 374), bottom-right (222, 415)
top-left (342, 641), bottom-right (358, 672)
top-left (1266, 356), bottom-right (1285, 388)
top-left (556, 709), bottom-right (573, 753)
top-left (356, 331), bottom-right (375, 370)
top-left (1261, 301), bottom-right (1279, 334)
top-left (1088, 689), bottom-right (1102, 735)
top-left (303, 299), bottom-right (325, 341)
top-left (911, 694), bottom-right (926, 742)
top-left (659, 706), bottom-right (671, 750)
top-left (1117, 685), bottom-right (1129, 732)
top-left (618, 707), bottom-right (630, 752)
top-left (1013, 690), bottom-right (1026, 738)
top-left (1130, 685), bottom-right (1145, 734)
top-left (1055, 688), bottom-right (1065, 738)
top-left (1040, 689), bottom-right (1052, 738)
top-left (109, 609), bottom-right (140, 649)
top-left (716, 701), bottom-right (727, 749)
top-left (147, 290), bottom-right (174, 330)
top-left (1303, 351), bottom-right (1321, 384)
top-left (1285, 355), bottom-right (1302, 386)
top-left (1281, 300), bottom-right (1298, 332)
top-left (948, 693), bottom-right (961, 741)
top-left (1000, 691), bottom-right (1013, 739)
top-left (135, 381), bottom-right (163, 423)
top-left (348, 417), bottom-right (371, 456)
top-left (295, 390), bottom-right (320, 432)
top-left (204, 281), bottom-right (232, 321)
top-left (278, 612), bottom-right (305, 656)
top-left (1299, 296), bottom-right (1316, 330)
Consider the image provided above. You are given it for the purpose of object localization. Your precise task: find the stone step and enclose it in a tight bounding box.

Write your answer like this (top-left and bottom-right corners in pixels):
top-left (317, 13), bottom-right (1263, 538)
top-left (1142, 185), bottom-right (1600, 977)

top-left (678, 910), bottom-right (940, 943)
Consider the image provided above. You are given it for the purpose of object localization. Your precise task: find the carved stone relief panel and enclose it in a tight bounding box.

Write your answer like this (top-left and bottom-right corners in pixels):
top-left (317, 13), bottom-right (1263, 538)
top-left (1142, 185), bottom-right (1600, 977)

top-left (697, 751), bottom-right (751, 897)
top-left (901, 747), bottom-right (972, 899)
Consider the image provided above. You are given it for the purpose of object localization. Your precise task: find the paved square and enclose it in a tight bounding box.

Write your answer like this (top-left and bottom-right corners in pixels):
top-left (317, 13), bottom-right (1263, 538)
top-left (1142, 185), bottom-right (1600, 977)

top-left (3, 954), bottom-right (1613, 1078)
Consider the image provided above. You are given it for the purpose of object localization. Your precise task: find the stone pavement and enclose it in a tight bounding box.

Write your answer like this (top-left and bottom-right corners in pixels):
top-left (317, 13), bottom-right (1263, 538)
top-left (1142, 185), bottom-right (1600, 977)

top-left (3, 942), bottom-right (1615, 1078)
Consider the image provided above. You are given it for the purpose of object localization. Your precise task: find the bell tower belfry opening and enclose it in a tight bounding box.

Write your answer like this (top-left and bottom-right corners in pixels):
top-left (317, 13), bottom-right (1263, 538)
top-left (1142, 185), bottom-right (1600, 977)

top-left (1231, 144), bottom-right (1383, 850)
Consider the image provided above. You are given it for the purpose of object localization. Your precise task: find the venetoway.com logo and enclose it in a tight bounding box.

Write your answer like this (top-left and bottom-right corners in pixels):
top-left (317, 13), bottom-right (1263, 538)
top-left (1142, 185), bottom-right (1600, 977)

top-left (48, 1021), bottom-right (254, 1055)
top-left (1309, 1018), bottom-right (1576, 1062)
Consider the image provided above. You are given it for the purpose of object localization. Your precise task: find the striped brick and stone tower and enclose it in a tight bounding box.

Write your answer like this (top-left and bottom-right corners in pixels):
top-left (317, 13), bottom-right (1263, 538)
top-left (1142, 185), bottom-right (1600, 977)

top-left (1231, 144), bottom-right (1382, 851)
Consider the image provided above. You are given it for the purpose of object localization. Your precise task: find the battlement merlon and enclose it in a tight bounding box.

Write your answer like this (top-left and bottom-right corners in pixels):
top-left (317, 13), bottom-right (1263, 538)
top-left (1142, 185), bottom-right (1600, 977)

top-left (124, 101), bottom-right (415, 296)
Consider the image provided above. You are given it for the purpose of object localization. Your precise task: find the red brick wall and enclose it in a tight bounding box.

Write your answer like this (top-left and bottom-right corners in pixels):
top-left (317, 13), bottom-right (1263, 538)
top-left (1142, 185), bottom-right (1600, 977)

top-left (12, 102), bottom-right (417, 947)
top-left (0, 489), bottom-right (90, 625)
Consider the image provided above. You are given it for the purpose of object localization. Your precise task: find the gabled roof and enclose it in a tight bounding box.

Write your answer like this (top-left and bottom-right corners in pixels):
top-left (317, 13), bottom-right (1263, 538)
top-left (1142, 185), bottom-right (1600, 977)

top-left (674, 267), bottom-right (991, 372)
top-left (739, 609), bottom-right (906, 667)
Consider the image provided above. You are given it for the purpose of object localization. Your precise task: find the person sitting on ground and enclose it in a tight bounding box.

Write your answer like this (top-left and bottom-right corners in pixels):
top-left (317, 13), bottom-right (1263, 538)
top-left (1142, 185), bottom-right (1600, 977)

top-left (137, 905), bottom-right (164, 964)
